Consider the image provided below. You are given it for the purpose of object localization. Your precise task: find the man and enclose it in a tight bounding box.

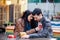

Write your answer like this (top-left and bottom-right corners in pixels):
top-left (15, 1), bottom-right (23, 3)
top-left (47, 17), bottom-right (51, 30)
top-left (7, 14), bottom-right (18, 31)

top-left (21, 8), bottom-right (53, 38)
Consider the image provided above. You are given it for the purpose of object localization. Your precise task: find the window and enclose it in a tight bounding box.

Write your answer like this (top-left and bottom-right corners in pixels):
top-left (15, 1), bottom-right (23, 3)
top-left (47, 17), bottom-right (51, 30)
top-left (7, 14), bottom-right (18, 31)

top-left (54, 0), bottom-right (60, 3)
top-left (41, 0), bottom-right (46, 3)
top-left (28, 0), bottom-right (39, 3)
top-left (41, 0), bottom-right (53, 3)
top-left (28, 0), bottom-right (60, 3)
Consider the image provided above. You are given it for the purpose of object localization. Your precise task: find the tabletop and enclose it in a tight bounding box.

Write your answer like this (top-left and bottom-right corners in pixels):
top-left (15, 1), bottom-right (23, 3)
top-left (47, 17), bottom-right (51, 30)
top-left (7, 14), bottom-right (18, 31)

top-left (0, 33), bottom-right (57, 40)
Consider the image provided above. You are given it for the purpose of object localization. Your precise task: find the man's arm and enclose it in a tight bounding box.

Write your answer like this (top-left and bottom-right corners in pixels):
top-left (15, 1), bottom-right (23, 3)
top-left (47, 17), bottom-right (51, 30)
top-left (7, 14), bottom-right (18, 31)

top-left (29, 26), bottom-right (48, 38)
top-left (29, 22), bottom-right (53, 38)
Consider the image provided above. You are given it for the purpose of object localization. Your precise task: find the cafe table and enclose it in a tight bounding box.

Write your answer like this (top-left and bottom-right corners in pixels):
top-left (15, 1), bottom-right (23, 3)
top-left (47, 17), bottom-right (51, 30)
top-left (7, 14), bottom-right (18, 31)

top-left (0, 33), bottom-right (57, 40)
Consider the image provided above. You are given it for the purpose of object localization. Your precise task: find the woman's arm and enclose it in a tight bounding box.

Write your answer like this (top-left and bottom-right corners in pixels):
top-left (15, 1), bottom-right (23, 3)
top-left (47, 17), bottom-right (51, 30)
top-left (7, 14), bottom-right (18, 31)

top-left (14, 18), bottom-right (24, 35)
top-left (26, 29), bottom-right (36, 34)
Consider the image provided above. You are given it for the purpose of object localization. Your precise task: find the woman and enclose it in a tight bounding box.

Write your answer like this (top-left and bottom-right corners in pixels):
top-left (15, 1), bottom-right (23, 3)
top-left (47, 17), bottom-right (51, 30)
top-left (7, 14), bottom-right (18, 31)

top-left (14, 10), bottom-right (36, 36)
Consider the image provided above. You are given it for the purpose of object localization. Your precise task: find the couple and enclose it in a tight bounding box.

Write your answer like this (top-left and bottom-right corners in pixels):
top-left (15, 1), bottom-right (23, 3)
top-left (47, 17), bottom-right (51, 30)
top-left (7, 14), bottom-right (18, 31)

top-left (14, 8), bottom-right (53, 38)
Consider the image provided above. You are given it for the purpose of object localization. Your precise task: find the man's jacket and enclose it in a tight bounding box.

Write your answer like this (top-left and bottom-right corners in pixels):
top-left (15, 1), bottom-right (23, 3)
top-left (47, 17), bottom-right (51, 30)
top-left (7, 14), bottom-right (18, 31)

top-left (29, 17), bottom-right (53, 38)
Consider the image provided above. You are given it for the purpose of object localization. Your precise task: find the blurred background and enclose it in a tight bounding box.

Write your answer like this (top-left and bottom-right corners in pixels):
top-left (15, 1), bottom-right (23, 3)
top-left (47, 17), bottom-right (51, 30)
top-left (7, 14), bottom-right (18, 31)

top-left (0, 0), bottom-right (60, 38)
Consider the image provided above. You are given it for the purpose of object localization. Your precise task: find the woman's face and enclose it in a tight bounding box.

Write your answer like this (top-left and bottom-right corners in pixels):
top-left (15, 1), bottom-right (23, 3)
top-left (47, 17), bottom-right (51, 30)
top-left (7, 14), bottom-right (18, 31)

top-left (28, 14), bottom-right (33, 22)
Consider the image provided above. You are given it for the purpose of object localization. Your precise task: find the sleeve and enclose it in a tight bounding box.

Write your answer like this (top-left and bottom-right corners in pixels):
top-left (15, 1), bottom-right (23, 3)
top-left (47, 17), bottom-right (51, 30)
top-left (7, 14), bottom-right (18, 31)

top-left (46, 21), bottom-right (53, 38)
top-left (29, 26), bottom-right (48, 38)
top-left (26, 20), bottom-right (38, 34)
top-left (14, 19), bottom-right (24, 36)
top-left (29, 21), bottom-right (53, 38)
top-left (26, 29), bottom-right (36, 35)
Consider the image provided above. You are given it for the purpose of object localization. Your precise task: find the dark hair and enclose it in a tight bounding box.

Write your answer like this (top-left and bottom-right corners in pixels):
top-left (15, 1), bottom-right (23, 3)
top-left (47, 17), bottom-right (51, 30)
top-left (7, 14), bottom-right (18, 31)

top-left (22, 10), bottom-right (32, 22)
top-left (32, 8), bottom-right (42, 15)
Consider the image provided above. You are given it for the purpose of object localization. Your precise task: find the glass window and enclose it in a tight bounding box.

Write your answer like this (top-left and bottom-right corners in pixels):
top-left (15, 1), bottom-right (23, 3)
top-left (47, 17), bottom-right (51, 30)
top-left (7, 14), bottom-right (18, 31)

top-left (54, 0), bottom-right (60, 3)
top-left (28, 0), bottom-right (39, 3)
top-left (41, 0), bottom-right (46, 3)
top-left (41, 0), bottom-right (53, 3)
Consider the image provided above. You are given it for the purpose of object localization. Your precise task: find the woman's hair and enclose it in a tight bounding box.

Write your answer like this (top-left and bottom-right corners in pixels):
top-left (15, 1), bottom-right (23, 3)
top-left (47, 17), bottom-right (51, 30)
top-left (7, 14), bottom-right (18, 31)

top-left (22, 10), bottom-right (32, 22)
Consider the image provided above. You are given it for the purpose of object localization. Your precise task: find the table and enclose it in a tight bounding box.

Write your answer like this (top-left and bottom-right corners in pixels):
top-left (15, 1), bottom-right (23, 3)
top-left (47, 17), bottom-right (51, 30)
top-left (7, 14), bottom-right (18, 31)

top-left (0, 33), bottom-right (57, 40)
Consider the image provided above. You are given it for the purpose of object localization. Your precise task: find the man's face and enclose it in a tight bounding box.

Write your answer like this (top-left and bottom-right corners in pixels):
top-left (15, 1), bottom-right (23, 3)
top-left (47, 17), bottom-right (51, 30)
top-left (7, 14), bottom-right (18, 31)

top-left (33, 14), bottom-right (42, 21)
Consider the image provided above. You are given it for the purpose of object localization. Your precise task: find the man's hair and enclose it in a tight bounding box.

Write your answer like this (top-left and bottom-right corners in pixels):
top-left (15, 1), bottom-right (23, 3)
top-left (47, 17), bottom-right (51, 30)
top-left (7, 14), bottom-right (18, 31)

top-left (32, 8), bottom-right (42, 15)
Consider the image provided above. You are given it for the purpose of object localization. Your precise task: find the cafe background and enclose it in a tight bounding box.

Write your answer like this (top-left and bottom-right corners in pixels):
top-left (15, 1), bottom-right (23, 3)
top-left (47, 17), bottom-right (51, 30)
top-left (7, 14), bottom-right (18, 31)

top-left (0, 0), bottom-right (60, 38)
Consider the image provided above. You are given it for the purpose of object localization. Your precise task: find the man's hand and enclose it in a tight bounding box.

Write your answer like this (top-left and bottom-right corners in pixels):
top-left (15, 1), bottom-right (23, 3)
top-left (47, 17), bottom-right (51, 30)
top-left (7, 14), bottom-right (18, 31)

top-left (35, 27), bottom-right (41, 31)
top-left (21, 35), bottom-right (29, 39)
top-left (35, 23), bottom-right (43, 31)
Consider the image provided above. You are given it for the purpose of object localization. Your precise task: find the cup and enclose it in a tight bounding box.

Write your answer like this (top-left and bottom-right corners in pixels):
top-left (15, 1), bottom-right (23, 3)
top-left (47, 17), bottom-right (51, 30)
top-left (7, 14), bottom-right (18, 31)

top-left (38, 22), bottom-right (42, 29)
top-left (20, 32), bottom-right (27, 37)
